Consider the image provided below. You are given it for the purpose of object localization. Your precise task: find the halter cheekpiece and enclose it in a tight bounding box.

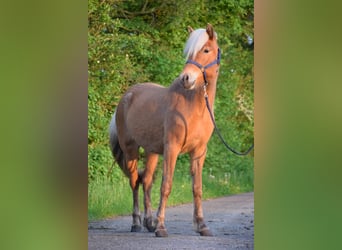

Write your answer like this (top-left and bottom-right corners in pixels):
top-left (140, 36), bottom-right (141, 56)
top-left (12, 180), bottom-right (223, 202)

top-left (185, 48), bottom-right (221, 85)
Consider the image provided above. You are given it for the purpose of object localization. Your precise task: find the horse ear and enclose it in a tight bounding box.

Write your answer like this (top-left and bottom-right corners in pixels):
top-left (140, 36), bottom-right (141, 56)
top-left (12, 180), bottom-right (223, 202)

top-left (206, 23), bottom-right (214, 39)
top-left (187, 26), bottom-right (194, 34)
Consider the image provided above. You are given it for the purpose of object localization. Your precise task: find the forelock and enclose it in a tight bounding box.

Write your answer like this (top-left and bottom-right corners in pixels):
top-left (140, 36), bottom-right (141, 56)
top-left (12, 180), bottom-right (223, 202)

top-left (183, 29), bottom-right (208, 60)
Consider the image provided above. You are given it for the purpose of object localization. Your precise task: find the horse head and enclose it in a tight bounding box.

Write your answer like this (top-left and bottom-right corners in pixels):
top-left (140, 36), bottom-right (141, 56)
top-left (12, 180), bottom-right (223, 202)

top-left (180, 24), bottom-right (220, 90)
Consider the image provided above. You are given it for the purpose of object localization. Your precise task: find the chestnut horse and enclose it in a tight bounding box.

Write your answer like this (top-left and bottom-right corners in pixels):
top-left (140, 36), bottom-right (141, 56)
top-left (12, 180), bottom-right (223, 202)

top-left (109, 24), bottom-right (220, 237)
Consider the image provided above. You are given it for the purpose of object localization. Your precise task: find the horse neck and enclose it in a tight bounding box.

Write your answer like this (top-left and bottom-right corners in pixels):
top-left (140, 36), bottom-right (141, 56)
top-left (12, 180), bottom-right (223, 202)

top-left (169, 75), bottom-right (218, 111)
top-left (188, 76), bottom-right (218, 114)
top-left (203, 75), bottom-right (218, 109)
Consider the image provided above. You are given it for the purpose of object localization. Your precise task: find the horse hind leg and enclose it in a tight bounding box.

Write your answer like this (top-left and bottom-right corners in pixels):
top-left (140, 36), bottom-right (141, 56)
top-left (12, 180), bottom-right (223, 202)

top-left (141, 152), bottom-right (159, 232)
top-left (109, 117), bottom-right (142, 232)
top-left (122, 145), bottom-right (143, 232)
top-left (129, 163), bottom-right (142, 232)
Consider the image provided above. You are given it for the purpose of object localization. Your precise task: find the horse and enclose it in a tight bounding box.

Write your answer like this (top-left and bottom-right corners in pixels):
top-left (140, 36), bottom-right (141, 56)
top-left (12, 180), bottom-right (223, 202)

top-left (109, 24), bottom-right (221, 237)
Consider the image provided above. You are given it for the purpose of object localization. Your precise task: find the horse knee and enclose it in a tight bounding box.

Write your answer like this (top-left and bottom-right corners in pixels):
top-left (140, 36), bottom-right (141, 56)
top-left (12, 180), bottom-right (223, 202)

top-left (192, 182), bottom-right (203, 195)
top-left (193, 189), bottom-right (203, 199)
top-left (161, 183), bottom-right (172, 198)
top-left (142, 173), bottom-right (152, 186)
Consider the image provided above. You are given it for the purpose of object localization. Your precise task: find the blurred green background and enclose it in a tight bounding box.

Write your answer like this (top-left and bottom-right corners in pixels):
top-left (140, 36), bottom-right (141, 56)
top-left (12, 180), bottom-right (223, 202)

top-left (0, 1), bottom-right (87, 250)
top-left (255, 1), bottom-right (342, 249)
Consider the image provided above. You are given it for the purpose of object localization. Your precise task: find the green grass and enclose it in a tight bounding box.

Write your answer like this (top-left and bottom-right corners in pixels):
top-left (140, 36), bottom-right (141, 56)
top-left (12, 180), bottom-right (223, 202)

top-left (88, 158), bottom-right (253, 220)
top-left (88, 174), bottom-right (131, 220)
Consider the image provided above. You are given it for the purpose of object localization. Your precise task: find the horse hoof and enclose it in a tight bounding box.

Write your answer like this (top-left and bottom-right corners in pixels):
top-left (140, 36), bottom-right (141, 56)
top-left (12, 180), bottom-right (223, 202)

top-left (131, 224), bottom-right (142, 232)
top-left (199, 228), bottom-right (213, 237)
top-left (155, 227), bottom-right (168, 237)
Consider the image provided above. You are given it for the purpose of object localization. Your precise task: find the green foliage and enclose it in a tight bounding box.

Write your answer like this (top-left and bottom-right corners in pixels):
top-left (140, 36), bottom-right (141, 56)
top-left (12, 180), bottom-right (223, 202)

top-left (88, 0), bottom-right (254, 217)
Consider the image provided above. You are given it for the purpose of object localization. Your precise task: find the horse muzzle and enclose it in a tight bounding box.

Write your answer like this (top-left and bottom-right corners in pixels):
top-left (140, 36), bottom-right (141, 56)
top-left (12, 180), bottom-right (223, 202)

top-left (180, 72), bottom-right (197, 90)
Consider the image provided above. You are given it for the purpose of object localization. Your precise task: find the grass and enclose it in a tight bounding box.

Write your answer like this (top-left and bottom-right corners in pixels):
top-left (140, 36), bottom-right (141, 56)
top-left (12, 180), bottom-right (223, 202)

top-left (88, 158), bottom-right (253, 220)
top-left (88, 174), bottom-right (131, 220)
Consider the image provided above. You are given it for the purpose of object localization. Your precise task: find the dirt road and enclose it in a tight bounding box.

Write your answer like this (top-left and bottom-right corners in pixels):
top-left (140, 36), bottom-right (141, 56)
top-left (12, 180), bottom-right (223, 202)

top-left (88, 192), bottom-right (254, 249)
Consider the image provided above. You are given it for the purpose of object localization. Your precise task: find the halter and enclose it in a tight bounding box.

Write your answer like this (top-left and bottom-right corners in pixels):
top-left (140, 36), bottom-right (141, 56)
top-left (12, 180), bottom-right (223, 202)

top-left (185, 48), bottom-right (221, 85)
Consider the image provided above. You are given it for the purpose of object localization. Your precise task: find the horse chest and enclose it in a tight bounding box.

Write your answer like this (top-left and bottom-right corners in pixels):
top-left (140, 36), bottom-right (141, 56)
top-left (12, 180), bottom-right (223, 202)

top-left (163, 110), bottom-right (213, 153)
top-left (187, 118), bottom-right (213, 143)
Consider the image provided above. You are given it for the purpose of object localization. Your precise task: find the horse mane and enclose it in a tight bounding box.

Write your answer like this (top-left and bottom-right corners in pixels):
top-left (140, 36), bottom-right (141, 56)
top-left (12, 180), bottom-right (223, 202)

top-left (183, 28), bottom-right (218, 60)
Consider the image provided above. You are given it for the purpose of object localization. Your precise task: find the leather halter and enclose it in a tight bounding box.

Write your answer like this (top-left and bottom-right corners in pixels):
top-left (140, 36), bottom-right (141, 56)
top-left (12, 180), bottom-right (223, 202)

top-left (185, 48), bottom-right (221, 85)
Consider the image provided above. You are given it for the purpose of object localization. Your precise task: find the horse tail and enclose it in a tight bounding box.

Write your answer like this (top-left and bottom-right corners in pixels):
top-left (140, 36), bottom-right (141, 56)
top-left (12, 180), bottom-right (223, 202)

top-left (109, 111), bottom-right (126, 172)
top-left (109, 111), bottom-right (144, 184)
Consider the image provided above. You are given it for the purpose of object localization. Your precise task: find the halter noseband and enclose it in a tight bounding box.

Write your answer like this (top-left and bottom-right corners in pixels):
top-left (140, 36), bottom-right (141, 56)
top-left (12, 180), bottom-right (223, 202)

top-left (185, 48), bottom-right (221, 85)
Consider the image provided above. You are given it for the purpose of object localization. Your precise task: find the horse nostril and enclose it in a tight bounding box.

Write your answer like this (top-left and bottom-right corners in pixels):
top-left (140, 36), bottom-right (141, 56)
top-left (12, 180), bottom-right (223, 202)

top-left (182, 74), bottom-right (189, 82)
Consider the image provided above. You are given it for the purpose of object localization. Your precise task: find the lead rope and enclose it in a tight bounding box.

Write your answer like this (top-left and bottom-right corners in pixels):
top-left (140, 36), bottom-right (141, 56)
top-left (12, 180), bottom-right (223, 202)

top-left (203, 84), bottom-right (254, 156)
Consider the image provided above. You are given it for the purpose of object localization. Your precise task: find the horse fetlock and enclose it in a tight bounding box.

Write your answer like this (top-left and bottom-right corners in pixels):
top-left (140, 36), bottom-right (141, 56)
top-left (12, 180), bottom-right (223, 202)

top-left (143, 217), bottom-right (157, 232)
top-left (193, 218), bottom-right (213, 236)
top-left (132, 213), bottom-right (141, 223)
top-left (131, 214), bottom-right (142, 232)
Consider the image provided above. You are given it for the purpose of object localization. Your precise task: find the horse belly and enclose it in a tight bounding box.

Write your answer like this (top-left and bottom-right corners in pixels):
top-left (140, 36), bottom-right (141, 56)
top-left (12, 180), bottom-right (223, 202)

top-left (130, 122), bottom-right (164, 154)
top-left (126, 104), bottom-right (165, 154)
top-left (120, 83), bottom-right (167, 154)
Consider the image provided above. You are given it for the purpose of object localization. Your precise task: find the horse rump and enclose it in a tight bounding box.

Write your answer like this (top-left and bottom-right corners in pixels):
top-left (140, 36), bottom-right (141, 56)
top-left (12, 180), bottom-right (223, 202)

top-left (109, 111), bottom-right (144, 182)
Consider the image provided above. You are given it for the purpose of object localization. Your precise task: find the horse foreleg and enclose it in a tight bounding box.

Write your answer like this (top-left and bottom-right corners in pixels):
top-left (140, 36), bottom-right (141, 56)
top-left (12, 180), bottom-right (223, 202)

top-left (155, 147), bottom-right (179, 237)
top-left (142, 152), bottom-right (159, 232)
top-left (190, 148), bottom-right (213, 236)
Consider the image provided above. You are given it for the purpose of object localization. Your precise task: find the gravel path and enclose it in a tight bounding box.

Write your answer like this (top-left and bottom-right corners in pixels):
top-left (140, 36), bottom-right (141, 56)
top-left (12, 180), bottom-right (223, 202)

top-left (88, 192), bottom-right (254, 249)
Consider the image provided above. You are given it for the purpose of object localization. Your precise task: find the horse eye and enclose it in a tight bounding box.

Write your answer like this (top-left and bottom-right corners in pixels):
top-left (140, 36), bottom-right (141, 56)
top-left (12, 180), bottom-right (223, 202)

top-left (204, 49), bottom-right (209, 53)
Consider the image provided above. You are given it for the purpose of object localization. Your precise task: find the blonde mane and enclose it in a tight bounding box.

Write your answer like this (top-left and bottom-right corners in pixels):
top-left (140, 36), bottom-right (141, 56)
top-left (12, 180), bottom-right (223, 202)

top-left (183, 28), bottom-right (217, 60)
